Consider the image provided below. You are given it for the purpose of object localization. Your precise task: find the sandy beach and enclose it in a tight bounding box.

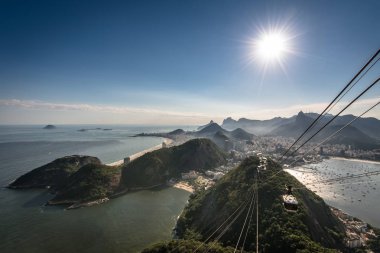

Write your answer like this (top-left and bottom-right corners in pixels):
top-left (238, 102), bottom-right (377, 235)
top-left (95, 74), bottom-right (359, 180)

top-left (171, 181), bottom-right (194, 193)
top-left (106, 138), bottom-right (173, 166)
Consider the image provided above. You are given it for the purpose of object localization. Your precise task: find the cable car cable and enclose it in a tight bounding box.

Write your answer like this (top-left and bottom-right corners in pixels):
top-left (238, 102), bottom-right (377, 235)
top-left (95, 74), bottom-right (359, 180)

top-left (279, 49), bottom-right (380, 162)
top-left (286, 99), bottom-right (380, 167)
top-left (282, 77), bottom-right (380, 163)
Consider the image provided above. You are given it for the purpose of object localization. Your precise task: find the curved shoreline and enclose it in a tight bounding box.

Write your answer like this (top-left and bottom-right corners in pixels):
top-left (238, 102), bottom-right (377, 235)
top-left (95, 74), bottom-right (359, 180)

top-left (106, 138), bottom-right (173, 166)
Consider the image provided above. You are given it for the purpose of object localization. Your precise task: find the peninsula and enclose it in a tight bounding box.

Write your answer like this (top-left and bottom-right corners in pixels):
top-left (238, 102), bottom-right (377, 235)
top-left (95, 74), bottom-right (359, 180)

top-left (8, 139), bottom-right (227, 209)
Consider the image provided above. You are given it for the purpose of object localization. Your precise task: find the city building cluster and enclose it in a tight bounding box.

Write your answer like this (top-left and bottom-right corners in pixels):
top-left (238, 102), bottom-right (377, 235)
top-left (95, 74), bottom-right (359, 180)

top-left (331, 207), bottom-right (377, 249)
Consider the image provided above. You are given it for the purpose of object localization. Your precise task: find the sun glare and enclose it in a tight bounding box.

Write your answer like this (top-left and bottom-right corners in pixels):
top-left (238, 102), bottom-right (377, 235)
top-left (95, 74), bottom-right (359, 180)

top-left (245, 26), bottom-right (297, 79)
top-left (256, 32), bottom-right (289, 62)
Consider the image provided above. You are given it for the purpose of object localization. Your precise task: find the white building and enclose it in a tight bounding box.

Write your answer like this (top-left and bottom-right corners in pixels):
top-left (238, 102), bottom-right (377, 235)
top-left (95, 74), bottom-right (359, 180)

top-left (345, 233), bottom-right (363, 248)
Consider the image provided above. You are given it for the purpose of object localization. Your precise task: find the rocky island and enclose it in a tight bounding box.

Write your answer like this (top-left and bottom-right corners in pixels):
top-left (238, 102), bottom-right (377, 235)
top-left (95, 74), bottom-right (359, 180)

top-left (43, 124), bottom-right (56, 129)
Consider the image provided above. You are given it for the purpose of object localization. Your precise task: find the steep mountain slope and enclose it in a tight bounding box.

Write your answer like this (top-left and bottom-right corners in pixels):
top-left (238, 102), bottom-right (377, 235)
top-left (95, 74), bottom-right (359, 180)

top-left (269, 111), bottom-right (314, 138)
top-left (197, 123), bottom-right (226, 136)
top-left (230, 128), bottom-right (255, 140)
top-left (120, 138), bottom-right (227, 189)
top-left (8, 155), bottom-right (101, 189)
top-left (198, 120), bottom-right (216, 131)
top-left (171, 157), bottom-right (345, 252)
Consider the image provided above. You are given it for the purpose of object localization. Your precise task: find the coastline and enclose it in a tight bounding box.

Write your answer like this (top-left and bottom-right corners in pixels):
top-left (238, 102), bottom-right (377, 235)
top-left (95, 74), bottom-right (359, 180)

top-left (106, 138), bottom-right (173, 166)
top-left (329, 156), bottom-right (380, 165)
top-left (60, 137), bottom-right (175, 209)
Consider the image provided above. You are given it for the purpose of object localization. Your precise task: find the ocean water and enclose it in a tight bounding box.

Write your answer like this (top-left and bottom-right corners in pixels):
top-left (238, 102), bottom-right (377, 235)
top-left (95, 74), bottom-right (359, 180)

top-left (286, 158), bottom-right (380, 227)
top-left (0, 125), bottom-right (193, 253)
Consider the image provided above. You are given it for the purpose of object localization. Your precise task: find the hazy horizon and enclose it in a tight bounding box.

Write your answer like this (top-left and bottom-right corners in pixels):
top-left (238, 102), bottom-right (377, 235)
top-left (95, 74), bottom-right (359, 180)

top-left (1, 102), bottom-right (379, 126)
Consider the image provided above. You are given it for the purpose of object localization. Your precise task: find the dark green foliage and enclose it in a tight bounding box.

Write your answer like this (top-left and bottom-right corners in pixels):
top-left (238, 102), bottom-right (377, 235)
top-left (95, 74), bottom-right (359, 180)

top-left (120, 138), bottom-right (226, 188)
top-left (175, 157), bottom-right (344, 253)
top-left (8, 155), bottom-right (101, 189)
top-left (142, 239), bottom-right (236, 253)
top-left (51, 163), bottom-right (121, 203)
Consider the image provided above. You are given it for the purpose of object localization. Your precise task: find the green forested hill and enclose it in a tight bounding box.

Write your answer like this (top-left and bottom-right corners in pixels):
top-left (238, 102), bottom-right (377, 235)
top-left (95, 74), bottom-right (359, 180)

top-left (144, 156), bottom-right (345, 253)
top-left (9, 139), bottom-right (226, 206)
top-left (120, 138), bottom-right (227, 189)
top-left (8, 155), bottom-right (101, 189)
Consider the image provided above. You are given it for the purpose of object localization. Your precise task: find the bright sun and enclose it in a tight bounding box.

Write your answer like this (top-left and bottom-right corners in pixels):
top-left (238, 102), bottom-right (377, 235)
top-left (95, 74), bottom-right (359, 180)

top-left (255, 32), bottom-right (289, 62)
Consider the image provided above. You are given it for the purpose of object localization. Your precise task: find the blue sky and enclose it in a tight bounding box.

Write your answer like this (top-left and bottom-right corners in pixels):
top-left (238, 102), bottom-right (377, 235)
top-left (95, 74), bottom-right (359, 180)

top-left (0, 0), bottom-right (379, 124)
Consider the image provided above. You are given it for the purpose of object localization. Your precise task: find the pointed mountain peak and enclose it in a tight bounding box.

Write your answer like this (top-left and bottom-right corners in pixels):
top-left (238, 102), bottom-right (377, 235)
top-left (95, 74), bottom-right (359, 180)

top-left (295, 111), bottom-right (313, 125)
top-left (198, 122), bottom-right (224, 134)
top-left (297, 111), bottom-right (305, 117)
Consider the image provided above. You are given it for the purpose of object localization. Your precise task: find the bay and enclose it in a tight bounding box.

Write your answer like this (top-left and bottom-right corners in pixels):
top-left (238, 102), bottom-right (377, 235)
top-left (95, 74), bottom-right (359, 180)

top-left (0, 125), bottom-right (193, 253)
top-left (286, 157), bottom-right (380, 227)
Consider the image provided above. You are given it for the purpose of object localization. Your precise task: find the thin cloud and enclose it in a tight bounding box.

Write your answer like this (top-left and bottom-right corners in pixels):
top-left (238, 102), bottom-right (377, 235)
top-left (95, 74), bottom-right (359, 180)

top-left (0, 99), bottom-right (210, 118)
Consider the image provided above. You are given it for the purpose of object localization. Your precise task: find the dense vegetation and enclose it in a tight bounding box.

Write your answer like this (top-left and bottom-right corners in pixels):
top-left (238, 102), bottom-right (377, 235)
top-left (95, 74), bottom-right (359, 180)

top-left (142, 240), bottom-right (236, 253)
top-left (50, 163), bottom-right (121, 203)
top-left (144, 156), bottom-right (345, 253)
top-left (10, 139), bottom-right (227, 206)
top-left (8, 155), bottom-right (101, 189)
top-left (120, 138), bottom-right (227, 189)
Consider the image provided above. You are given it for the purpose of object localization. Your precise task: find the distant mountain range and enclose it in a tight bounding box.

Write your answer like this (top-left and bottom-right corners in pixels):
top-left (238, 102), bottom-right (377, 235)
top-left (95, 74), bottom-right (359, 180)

top-left (196, 122), bottom-right (254, 139)
top-left (136, 122), bottom-right (255, 151)
top-left (192, 123), bottom-right (254, 151)
top-left (221, 111), bottom-right (380, 149)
